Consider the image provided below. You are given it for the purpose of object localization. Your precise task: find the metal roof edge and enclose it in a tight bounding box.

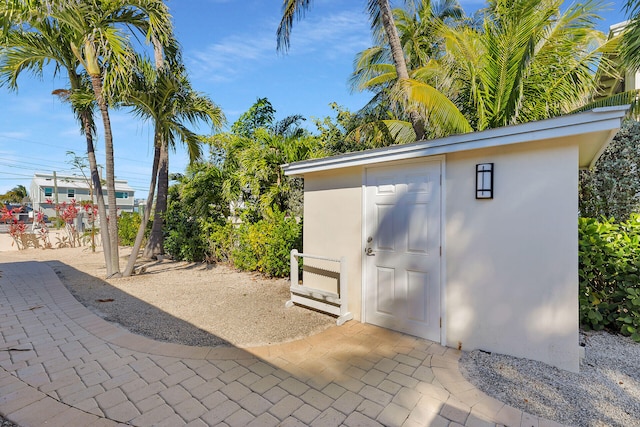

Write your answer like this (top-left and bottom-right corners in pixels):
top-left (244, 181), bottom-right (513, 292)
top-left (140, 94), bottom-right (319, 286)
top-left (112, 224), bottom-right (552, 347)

top-left (282, 107), bottom-right (629, 176)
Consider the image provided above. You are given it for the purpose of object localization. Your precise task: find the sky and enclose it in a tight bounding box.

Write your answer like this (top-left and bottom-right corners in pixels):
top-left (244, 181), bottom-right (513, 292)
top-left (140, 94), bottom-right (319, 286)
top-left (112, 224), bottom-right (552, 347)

top-left (0, 0), bottom-right (629, 198)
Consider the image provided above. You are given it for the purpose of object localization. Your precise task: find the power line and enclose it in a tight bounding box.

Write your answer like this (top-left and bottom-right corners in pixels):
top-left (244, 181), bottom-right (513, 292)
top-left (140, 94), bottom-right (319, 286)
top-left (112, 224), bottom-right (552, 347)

top-left (0, 157), bottom-right (153, 179)
top-left (0, 133), bottom-right (155, 164)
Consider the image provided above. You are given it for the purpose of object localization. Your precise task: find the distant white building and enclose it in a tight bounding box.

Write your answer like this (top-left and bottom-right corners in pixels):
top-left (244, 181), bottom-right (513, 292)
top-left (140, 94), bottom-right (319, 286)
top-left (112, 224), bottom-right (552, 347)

top-left (30, 173), bottom-right (135, 219)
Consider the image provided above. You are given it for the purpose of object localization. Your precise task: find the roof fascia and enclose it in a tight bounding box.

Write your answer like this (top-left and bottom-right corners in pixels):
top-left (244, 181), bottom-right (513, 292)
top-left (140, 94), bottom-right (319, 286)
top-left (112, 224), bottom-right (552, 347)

top-left (282, 107), bottom-right (628, 177)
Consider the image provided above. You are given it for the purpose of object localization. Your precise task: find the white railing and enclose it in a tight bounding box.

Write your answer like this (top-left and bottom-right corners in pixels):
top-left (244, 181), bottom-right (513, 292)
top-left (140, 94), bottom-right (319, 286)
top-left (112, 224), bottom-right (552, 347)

top-left (286, 249), bottom-right (353, 326)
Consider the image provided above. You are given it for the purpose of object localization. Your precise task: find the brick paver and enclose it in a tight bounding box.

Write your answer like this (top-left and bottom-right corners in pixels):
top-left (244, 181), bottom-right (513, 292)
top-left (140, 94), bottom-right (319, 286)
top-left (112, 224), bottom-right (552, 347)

top-left (0, 260), bottom-right (559, 426)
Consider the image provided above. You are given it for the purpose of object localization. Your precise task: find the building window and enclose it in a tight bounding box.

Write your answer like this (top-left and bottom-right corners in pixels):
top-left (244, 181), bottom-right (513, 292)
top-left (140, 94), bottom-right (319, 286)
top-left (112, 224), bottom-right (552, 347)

top-left (116, 192), bottom-right (128, 199)
top-left (44, 187), bottom-right (53, 197)
top-left (68, 189), bottom-right (75, 198)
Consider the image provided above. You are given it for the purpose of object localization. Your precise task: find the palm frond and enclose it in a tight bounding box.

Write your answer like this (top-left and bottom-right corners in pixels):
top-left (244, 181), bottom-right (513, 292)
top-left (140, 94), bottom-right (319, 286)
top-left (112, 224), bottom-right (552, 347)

top-left (621, 0), bottom-right (640, 69)
top-left (277, 0), bottom-right (312, 52)
top-left (380, 119), bottom-right (416, 144)
top-left (396, 78), bottom-right (472, 135)
top-left (572, 90), bottom-right (639, 118)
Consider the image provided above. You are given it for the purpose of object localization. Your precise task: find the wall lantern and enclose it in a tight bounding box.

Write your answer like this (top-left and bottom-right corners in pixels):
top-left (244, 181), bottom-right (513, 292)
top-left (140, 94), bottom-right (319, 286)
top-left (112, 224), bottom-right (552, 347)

top-left (476, 163), bottom-right (494, 199)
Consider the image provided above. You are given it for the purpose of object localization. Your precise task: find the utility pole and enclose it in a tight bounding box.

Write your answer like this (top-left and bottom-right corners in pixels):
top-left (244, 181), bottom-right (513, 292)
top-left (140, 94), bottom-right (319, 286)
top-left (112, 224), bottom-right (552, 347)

top-left (53, 171), bottom-right (59, 205)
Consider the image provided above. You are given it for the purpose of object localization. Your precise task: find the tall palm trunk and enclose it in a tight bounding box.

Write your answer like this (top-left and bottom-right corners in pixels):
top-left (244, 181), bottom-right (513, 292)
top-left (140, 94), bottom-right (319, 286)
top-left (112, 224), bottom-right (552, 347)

top-left (143, 36), bottom-right (168, 260)
top-left (123, 36), bottom-right (166, 274)
top-left (66, 70), bottom-right (113, 275)
top-left (144, 140), bottom-right (168, 259)
top-left (377, 0), bottom-right (425, 140)
top-left (89, 73), bottom-right (120, 276)
top-left (80, 110), bottom-right (112, 273)
top-left (123, 140), bottom-right (160, 275)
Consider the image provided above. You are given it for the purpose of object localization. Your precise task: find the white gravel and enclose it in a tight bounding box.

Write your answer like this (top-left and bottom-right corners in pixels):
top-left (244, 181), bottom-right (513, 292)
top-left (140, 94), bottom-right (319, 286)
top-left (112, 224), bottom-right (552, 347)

top-left (459, 330), bottom-right (640, 427)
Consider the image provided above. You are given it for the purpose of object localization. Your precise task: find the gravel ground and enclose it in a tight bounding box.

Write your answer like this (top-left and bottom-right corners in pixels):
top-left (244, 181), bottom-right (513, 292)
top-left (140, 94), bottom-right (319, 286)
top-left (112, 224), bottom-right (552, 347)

top-left (460, 330), bottom-right (640, 427)
top-left (0, 417), bottom-right (17, 427)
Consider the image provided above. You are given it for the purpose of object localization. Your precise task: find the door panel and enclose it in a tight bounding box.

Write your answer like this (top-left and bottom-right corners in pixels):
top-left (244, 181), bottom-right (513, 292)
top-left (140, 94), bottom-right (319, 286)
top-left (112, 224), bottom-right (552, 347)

top-left (364, 160), bottom-right (441, 341)
top-left (376, 267), bottom-right (395, 315)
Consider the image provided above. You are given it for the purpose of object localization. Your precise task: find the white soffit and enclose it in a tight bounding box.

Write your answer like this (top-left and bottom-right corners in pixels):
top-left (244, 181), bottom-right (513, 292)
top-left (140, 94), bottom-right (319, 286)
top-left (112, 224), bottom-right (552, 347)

top-left (282, 106), bottom-right (628, 176)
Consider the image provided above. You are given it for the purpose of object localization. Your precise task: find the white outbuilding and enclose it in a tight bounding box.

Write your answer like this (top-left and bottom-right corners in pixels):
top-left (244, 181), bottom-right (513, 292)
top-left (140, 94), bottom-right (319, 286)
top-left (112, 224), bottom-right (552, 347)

top-left (282, 106), bottom-right (628, 372)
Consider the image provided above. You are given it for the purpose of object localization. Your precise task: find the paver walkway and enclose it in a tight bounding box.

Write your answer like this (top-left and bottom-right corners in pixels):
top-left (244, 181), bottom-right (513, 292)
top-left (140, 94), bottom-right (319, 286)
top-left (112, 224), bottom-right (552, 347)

top-left (0, 261), bottom-right (562, 427)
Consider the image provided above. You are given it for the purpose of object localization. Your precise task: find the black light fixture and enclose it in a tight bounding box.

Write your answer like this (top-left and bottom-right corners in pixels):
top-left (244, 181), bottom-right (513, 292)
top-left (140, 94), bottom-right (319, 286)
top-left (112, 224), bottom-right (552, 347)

top-left (476, 163), bottom-right (494, 199)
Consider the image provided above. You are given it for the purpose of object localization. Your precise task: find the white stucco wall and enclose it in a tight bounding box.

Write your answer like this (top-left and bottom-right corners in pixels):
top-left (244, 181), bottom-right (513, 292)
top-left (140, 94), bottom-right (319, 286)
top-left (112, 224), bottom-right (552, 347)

top-left (445, 139), bottom-right (580, 372)
top-left (302, 167), bottom-right (364, 320)
top-left (299, 138), bottom-right (581, 371)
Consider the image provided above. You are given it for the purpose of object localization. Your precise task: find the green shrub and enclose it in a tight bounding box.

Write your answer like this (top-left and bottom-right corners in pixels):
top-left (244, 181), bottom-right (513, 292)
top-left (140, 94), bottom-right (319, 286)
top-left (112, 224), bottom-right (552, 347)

top-left (231, 209), bottom-right (302, 277)
top-left (118, 212), bottom-right (142, 246)
top-left (164, 212), bottom-right (207, 262)
top-left (579, 214), bottom-right (640, 341)
top-left (579, 120), bottom-right (640, 220)
top-left (163, 163), bottom-right (230, 263)
top-left (203, 220), bottom-right (236, 262)
top-left (233, 222), bottom-right (261, 272)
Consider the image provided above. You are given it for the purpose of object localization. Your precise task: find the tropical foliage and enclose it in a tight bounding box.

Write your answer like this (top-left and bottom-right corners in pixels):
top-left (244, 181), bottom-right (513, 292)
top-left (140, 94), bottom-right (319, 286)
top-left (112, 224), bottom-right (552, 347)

top-left (0, 0), bottom-right (221, 277)
top-left (278, 0), bottom-right (472, 141)
top-left (0, 0), bottom-right (176, 277)
top-left (579, 215), bottom-right (640, 342)
top-left (1, 0), bottom-right (636, 283)
top-left (0, 185), bottom-right (27, 203)
top-left (161, 99), bottom-right (318, 276)
top-left (0, 0), bottom-right (114, 272)
top-left (351, 0), bottom-right (618, 138)
top-left (120, 55), bottom-right (224, 275)
top-left (621, 0), bottom-right (640, 70)
top-left (580, 121), bottom-right (640, 220)
top-left (443, 0), bottom-right (614, 130)
top-left (208, 98), bottom-right (324, 220)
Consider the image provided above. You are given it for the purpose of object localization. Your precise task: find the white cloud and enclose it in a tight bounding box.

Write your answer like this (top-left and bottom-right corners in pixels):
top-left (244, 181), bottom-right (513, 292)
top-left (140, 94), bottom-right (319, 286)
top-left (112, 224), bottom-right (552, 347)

top-left (186, 9), bottom-right (370, 82)
top-left (0, 131), bottom-right (30, 140)
top-left (285, 10), bottom-right (370, 57)
top-left (188, 34), bottom-right (274, 82)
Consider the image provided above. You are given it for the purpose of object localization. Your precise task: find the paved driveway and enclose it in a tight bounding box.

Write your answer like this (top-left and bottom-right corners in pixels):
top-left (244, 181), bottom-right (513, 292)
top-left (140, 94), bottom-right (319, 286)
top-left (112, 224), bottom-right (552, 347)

top-left (0, 261), bottom-right (561, 426)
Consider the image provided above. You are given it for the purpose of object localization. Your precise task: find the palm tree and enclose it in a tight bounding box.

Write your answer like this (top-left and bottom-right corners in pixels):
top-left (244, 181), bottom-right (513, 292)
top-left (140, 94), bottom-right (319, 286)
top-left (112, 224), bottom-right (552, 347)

top-left (1, 0), bottom-right (173, 276)
top-left (388, 0), bottom-right (464, 70)
top-left (0, 185), bottom-right (28, 203)
top-left (213, 99), bottom-right (323, 219)
top-left (0, 4), bottom-right (114, 272)
top-left (46, 0), bottom-right (174, 276)
top-left (278, 0), bottom-right (441, 140)
top-left (437, 0), bottom-right (616, 131)
top-left (349, 0), bottom-right (470, 143)
top-left (234, 128), bottom-right (320, 216)
top-left (120, 56), bottom-right (224, 275)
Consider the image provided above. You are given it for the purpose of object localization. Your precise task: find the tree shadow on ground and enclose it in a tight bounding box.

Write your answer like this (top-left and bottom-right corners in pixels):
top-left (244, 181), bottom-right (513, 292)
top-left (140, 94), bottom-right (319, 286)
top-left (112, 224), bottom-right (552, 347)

top-left (44, 260), bottom-right (233, 348)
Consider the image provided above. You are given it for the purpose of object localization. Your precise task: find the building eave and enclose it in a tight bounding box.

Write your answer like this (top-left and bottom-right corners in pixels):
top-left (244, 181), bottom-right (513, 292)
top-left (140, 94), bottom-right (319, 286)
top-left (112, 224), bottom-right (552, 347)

top-left (282, 107), bottom-right (628, 176)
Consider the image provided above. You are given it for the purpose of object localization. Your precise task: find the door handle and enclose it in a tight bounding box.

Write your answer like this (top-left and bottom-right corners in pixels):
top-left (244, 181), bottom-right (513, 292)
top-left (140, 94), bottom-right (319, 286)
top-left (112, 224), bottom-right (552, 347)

top-left (365, 247), bottom-right (375, 256)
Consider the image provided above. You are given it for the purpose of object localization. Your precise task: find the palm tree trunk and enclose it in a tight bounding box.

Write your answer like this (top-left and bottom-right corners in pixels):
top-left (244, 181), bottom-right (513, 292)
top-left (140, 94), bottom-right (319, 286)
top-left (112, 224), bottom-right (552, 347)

top-left (141, 35), bottom-right (169, 261)
top-left (90, 73), bottom-right (120, 277)
top-left (67, 69), bottom-right (113, 275)
top-left (144, 140), bottom-right (168, 259)
top-left (81, 110), bottom-right (113, 275)
top-left (123, 140), bottom-right (160, 276)
top-left (377, 0), bottom-right (425, 140)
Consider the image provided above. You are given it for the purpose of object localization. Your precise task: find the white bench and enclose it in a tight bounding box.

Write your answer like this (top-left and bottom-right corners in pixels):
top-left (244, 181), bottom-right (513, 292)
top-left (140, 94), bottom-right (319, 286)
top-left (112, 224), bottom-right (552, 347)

top-left (286, 250), bottom-right (353, 326)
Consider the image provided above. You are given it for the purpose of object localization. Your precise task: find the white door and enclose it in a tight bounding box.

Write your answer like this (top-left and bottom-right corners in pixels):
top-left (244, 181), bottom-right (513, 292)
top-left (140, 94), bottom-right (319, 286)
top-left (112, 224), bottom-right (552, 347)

top-left (364, 160), bottom-right (441, 341)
